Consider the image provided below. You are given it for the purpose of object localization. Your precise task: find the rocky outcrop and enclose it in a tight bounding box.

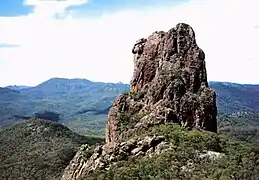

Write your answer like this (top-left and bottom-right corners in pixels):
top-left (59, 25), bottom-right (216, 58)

top-left (106, 23), bottom-right (217, 143)
top-left (61, 135), bottom-right (167, 180)
top-left (61, 23), bottom-right (218, 180)
top-left (62, 136), bottom-right (225, 180)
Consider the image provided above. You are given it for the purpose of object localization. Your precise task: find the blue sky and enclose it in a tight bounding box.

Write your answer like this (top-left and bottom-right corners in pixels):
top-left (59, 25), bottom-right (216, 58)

top-left (0, 0), bottom-right (186, 17)
top-left (0, 0), bottom-right (32, 16)
top-left (67, 0), bottom-right (187, 16)
top-left (0, 0), bottom-right (259, 86)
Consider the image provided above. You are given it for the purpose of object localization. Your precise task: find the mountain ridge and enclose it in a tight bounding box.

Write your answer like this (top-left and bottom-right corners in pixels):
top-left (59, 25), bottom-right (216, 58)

top-left (1, 77), bottom-right (259, 135)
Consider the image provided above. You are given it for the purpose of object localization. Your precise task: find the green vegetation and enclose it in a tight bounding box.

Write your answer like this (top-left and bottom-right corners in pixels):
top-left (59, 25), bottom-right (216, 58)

top-left (62, 115), bottom-right (106, 137)
top-left (84, 124), bottom-right (259, 180)
top-left (2, 80), bottom-right (259, 179)
top-left (0, 118), bottom-right (104, 180)
top-left (218, 112), bottom-right (259, 145)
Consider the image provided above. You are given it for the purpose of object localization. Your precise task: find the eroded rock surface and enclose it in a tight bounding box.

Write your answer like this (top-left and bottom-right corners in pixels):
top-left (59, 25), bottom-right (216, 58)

top-left (61, 135), bottom-right (167, 180)
top-left (106, 23), bottom-right (217, 143)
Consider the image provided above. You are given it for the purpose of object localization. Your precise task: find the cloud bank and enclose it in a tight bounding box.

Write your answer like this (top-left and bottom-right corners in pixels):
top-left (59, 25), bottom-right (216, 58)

top-left (0, 0), bottom-right (259, 86)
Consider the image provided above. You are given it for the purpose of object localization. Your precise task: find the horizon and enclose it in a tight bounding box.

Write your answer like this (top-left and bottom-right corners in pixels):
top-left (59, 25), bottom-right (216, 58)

top-left (3, 77), bottom-right (259, 88)
top-left (1, 0), bottom-right (259, 86)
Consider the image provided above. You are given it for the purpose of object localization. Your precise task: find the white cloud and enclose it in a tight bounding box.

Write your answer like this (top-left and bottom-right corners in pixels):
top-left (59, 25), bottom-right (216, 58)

top-left (0, 0), bottom-right (259, 86)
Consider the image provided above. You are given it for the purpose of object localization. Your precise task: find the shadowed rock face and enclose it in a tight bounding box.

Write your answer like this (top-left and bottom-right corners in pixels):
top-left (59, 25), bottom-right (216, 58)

top-left (106, 23), bottom-right (217, 143)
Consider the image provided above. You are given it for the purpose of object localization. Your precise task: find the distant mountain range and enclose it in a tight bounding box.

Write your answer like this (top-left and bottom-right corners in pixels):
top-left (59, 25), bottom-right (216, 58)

top-left (0, 78), bottom-right (129, 132)
top-left (1, 78), bottom-right (259, 134)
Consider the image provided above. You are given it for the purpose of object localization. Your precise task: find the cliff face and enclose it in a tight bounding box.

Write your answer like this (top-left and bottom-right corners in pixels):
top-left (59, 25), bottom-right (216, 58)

top-left (106, 23), bottom-right (217, 143)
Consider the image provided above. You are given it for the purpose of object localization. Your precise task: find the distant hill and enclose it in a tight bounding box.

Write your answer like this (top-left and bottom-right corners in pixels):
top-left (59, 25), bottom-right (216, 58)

top-left (0, 87), bottom-right (23, 101)
top-left (210, 81), bottom-right (259, 115)
top-left (0, 118), bottom-right (103, 180)
top-left (20, 78), bottom-right (129, 99)
top-left (5, 85), bottom-right (31, 91)
top-left (1, 78), bottom-right (259, 135)
top-left (0, 78), bottom-right (130, 130)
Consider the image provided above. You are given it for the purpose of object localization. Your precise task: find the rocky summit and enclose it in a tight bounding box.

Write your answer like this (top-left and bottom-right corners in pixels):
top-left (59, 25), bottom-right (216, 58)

top-left (106, 23), bottom-right (217, 144)
top-left (61, 23), bottom-right (218, 180)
